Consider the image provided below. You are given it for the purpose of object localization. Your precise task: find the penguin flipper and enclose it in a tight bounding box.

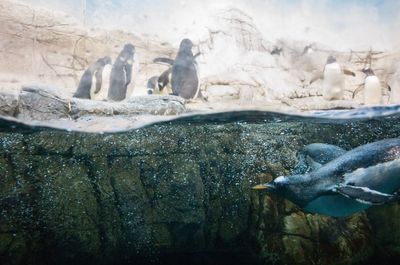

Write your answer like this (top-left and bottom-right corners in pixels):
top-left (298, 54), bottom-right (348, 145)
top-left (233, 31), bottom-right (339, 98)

top-left (343, 69), bottom-right (356, 77)
top-left (335, 185), bottom-right (399, 205)
top-left (153, 57), bottom-right (175, 65)
top-left (352, 84), bottom-right (364, 99)
top-left (292, 143), bottom-right (346, 174)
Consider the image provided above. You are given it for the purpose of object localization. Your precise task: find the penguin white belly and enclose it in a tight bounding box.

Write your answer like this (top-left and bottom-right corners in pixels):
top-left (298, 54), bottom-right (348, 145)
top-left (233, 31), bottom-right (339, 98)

top-left (91, 64), bottom-right (112, 101)
top-left (344, 159), bottom-right (400, 194)
top-left (192, 61), bottom-right (201, 99)
top-left (90, 74), bottom-right (97, 99)
top-left (305, 159), bottom-right (400, 217)
top-left (364, 76), bottom-right (381, 106)
top-left (304, 194), bottom-right (368, 217)
top-left (322, 63), bottom-right (344, 100)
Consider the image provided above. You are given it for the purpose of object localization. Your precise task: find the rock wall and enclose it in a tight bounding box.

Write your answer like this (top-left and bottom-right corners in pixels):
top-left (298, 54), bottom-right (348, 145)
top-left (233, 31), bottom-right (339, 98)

top-left (1, 118), bottom-right (400, 265)
top-left (0, 0), bottom-right (174, 96)
top-left (2, 0), bottom-right (399, 109)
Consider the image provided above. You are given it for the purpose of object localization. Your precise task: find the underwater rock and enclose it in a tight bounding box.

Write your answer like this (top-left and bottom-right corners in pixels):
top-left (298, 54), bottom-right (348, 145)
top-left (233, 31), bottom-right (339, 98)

top-left (1, 118), bottom-right (400, 265)
top-left (367, 204), bottom-right (400, 260)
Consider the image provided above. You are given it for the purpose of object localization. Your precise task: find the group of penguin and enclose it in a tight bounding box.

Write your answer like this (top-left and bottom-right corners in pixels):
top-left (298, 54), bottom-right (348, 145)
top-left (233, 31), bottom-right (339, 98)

top-left (74, 43), bottom-right (135, 101)
top-left (319, 55), bottom-right (382, 105)
top-left (73, 39), bottom-right (201, 102)
top-left (75, 39), bottom-right (389, 106)
top-left (273, 44), bottom-right (385, 105)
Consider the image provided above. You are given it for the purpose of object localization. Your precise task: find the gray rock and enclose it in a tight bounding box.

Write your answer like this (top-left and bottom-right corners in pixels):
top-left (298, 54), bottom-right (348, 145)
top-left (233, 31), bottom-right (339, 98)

top-left (13, 85), bottom-right (186, 121)
top-left (0, 89), bottom-right (19, 116)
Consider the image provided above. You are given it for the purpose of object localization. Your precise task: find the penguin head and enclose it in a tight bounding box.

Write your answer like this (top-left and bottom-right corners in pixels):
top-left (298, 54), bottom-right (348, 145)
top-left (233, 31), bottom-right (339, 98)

top-left (253, 176), bottom-right (289, 193)
top-left (179, 38), bottom-right (193, 52)
top-left (253, 175), bottom-right (310, 207)
top-left (123, 43), bottom-right (136, 53)
top-left (326, 56), bottom-right (337, 64)
top-left (362, 67), bottom-right (375, 76)
top-left (303, 44), bottom-right (313, 55)
top-left (102, 56), bottom-right (112, 65)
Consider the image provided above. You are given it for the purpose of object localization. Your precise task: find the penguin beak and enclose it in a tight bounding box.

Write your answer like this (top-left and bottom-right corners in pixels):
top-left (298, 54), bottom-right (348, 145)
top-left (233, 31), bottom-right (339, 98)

top-left (252, 183), bottom-right (275, 190)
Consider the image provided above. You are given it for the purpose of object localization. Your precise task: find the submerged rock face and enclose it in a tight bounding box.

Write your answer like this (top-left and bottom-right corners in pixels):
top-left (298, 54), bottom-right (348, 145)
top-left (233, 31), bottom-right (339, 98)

top-left (1, 118), bottom-right (400, 265)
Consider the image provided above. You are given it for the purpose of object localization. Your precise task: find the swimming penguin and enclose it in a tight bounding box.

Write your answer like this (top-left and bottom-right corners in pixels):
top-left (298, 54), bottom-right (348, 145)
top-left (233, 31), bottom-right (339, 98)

top-left (253, 139), bottom-right (400, 217)
top-left (362, 68), bottom-right (382, 106)
top-left (292, 143), bottom-right (347, 174)
top-left (73, 56), bottom-right (112, 99)
top-left (108, 44), bottom-right (135, 101)
top-left (154, 39), bottom-right (200, 99)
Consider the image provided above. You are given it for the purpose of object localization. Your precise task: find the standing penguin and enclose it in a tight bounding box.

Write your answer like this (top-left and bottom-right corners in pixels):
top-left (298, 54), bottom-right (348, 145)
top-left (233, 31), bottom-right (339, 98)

top-left (154, 39), bottom-right (200, 99)
top-left (390, 76), bottom-right (400, 104)
top-left (300, 44), bottom-right (318, 72)
top-left (108, 44), bottom-right (135, 101)
top-left (322, 56), bottom-right (345, 100)
top-left (147, 68), bottom-right (173, 95)
top-left (73, 56), bottom-right (112, 99)
top-left (362, 68), bottom-right (382, 106)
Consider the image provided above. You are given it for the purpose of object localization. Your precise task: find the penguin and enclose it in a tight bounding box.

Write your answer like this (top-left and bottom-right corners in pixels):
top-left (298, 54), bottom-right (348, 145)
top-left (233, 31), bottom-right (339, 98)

top-left (270, 47), bottom-right (283, 56)
top-left (73, 56), bottom-right (112, 99)
top-left (362, 68), bottom-right (382, 106)
top-left (147, 76), bottom-right (158, 95)
top-left (389, 64), bottom-right (400, 104)
top-left (90, 63), bottom-right (112, 101)
top-left (253, 139), bottom-right (400, 217)
top-left (146, 68), bottom-right (172, 95)
top-left (390, 76), bottom-right (400, 104)
top-left (158, 68), bottom-right (172, 93)
top-left (302, 44), bottom-right (313, 56)
top-left (322, 56), bottom-right (346, 100)
top-left (108, 44), bottom-right (135, 101)
top-left (154, 39), bottom-right (200, 100)
top-left (300, 44), bottom-right (317, 72)
top-left (292, 143), bottom-right (347, 174)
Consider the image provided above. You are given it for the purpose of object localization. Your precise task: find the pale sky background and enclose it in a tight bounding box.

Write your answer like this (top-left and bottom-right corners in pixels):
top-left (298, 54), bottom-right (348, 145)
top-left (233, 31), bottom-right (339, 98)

top-left (18, 0), bottom-right (400, 50)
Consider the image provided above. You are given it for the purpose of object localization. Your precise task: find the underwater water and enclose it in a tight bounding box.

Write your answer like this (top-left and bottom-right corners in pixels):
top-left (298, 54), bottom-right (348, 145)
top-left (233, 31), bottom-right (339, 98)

top-left (1, 107), bottom-right (400, 265)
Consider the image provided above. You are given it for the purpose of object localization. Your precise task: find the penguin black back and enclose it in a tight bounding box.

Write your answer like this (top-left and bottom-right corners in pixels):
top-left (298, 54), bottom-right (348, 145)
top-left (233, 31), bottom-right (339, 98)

top-left (171, 38), bottom-right (199, 99)
top-left (108, 44), bottom-right (135, 101)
